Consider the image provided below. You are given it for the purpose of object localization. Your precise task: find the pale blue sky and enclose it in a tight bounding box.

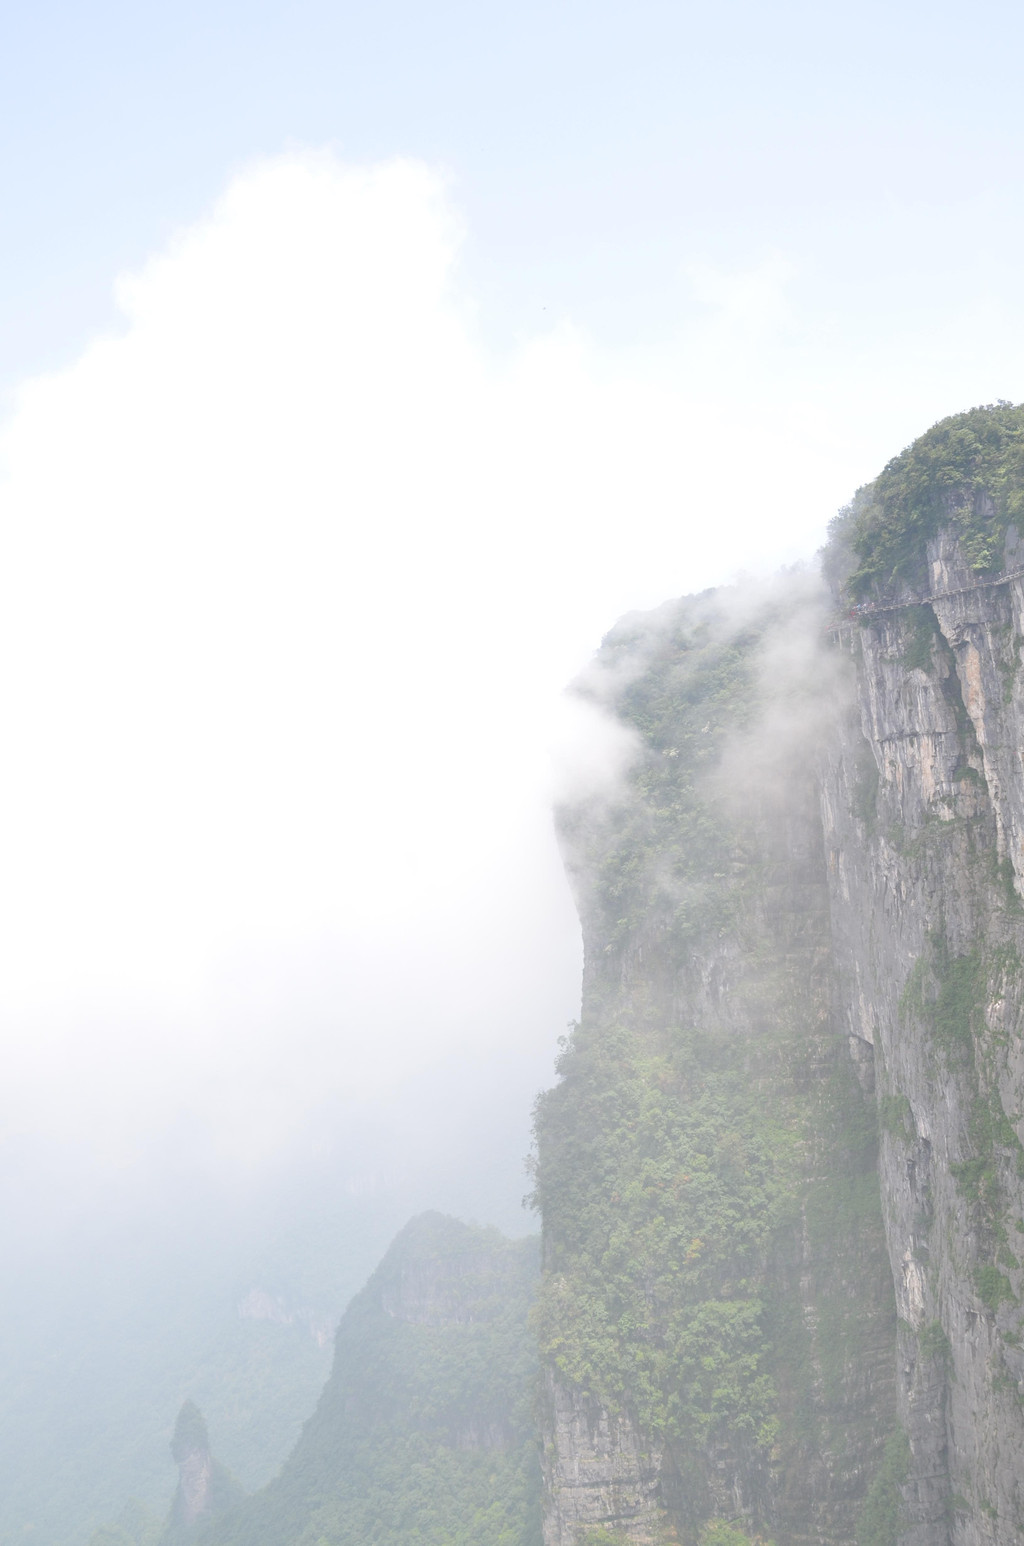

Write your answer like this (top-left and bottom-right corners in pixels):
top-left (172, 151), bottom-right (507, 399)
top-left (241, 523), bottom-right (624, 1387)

top-left (6, 0), bottom-right (1024, 394)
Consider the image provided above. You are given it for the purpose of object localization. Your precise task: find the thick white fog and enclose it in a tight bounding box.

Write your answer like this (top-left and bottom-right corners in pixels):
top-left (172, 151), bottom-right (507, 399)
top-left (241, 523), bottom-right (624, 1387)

top-left (6, 147), bottom-right (1024, 1544)
top-left (0, 150), bottom-right (876, 1211)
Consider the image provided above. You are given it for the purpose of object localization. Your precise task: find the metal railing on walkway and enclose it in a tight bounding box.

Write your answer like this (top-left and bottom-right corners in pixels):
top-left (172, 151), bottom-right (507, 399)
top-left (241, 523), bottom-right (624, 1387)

top-left (831, 564), bottom-right (1024, 630)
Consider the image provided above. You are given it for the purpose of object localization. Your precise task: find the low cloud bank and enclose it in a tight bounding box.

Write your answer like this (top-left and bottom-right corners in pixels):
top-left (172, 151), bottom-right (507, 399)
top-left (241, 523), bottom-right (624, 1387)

top-left (0, 151), bottom-right (853, 1202)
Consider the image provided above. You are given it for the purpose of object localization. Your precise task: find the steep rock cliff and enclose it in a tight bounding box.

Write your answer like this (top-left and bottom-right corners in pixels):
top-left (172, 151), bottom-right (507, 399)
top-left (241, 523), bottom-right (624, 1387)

top-left (162, 1403), bottom-right (243, 1541)
top-left (534, 583), bottom-right (898, 1546)
top-left (535, 404), bottom-right (1024, 1546)
top-left (824, 528), bottom-right (1024, 1541)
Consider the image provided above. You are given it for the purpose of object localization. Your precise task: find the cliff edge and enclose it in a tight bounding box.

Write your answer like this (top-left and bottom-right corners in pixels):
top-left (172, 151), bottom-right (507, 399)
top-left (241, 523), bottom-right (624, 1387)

top-left (535, 404), bottom-right (1024, 1546)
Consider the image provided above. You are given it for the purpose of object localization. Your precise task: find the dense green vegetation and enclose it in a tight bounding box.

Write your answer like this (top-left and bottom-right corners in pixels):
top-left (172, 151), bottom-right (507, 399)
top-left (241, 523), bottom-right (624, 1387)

top-left (533, 1020), bottom-right (801, 1450)
top-left (559, 598), bottom-right (764, 957)
top-left (855, 1430), bottom-right (908, 1546)
top-left (536, 591), bottom-right (895, 1537)
top-left (201, 1214), bottom-right (542, 1546)
top-left (900, 931), bottom-right (1024, 1315)
top-left (700, 1523), bottom-right (774, 1546)
top-left (86, 1499), bottom-right (163, 1546)
top-left (842, 403), bottom-right (1024, 596)
top-left (533, 1008), bottom-right (887, 1502)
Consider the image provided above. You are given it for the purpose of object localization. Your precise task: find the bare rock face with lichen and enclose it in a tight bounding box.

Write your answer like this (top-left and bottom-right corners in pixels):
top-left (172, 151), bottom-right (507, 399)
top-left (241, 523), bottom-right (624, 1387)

top-left (824, 521), bottom-right (1024, 1543)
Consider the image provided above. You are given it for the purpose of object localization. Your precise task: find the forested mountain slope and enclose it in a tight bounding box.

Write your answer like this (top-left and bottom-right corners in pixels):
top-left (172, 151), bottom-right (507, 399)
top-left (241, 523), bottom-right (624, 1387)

top-left (200, 1213), bottom-right (542, 1546)
top-left (534, 574), bottom-right (898, 1545)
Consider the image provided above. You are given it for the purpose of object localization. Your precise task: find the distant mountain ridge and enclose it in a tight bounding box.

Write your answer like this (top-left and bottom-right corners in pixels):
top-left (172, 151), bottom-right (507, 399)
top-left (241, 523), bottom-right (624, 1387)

top-left (198, 1213), bottom-right (541, 1546)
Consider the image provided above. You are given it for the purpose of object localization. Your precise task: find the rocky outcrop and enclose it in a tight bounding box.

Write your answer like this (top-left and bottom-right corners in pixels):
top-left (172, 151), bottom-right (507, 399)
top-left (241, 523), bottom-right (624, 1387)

top-left (824, 526), bottom-right (1024, 1544)
top-left (237, 1288), bottom-right (335, 1348)
top-left (164, 1402), bottom-right (243, 1540)
top-left (540, 1377), bottom-right (666, 1546)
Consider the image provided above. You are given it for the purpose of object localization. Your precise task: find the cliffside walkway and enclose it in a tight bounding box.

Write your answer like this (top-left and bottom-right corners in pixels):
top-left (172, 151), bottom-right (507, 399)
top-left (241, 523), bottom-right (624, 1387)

top-left (830, 563), bottom-right (1024, 635)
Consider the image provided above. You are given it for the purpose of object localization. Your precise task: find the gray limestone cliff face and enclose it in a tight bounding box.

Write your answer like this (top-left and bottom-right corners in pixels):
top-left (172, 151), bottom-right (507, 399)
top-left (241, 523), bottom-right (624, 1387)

top-left (823, 528), bottom-right (1024, 1546)
top-left (541, 550), bottom-right (1024, 1545)
top-left (540, 1378), bottom-right (664, 1546)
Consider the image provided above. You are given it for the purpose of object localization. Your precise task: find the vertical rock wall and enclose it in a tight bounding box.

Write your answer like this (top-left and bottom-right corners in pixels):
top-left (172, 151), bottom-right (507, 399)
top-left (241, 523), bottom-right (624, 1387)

top-left (536, 588), bottom-right (898, 1546)
top-left (539, 529), bottom-right (1024, 1545)
top-left (823, 529), bottom-right (1024, 1545)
